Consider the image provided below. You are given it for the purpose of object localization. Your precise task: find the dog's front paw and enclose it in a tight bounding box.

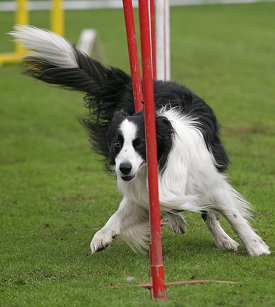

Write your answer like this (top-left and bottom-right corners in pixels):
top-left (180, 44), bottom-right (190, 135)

top-left (90, 228), bottom-right (115, 254)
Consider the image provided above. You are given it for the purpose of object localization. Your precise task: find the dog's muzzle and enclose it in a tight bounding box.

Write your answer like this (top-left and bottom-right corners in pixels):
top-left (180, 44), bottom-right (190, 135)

top-left (119, 161), bottom-right (135, 182)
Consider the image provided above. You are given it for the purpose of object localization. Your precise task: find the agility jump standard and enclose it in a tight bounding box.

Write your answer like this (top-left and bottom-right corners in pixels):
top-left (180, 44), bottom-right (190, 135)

top-left (0, 0), bottom-right (64, 65)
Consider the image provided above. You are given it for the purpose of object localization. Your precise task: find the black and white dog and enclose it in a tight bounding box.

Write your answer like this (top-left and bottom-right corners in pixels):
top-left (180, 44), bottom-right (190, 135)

top-left (12, 25), bottom-right (270, 256)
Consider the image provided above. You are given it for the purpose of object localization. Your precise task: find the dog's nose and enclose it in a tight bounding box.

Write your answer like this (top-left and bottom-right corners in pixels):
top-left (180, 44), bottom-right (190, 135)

top-left (119, 162), bottom-right (132, 175)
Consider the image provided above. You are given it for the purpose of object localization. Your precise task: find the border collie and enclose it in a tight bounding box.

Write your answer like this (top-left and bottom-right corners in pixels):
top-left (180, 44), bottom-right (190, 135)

top-left (11, 25), bottom-right (270, 256)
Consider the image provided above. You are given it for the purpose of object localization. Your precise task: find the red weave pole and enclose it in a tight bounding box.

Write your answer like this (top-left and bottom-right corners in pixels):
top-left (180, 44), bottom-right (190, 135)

top-left (122, 0), bottom-right (143, 112)
top-left (138, 0), bottom-right (166, 301)
top-left (150, 0), bottom-right (156, 79)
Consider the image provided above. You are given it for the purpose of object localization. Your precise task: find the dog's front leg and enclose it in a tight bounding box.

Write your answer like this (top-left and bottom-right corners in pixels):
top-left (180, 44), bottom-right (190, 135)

top-left (90, 198), bottom-right (128, 253)
top-left (91, 196), bottom-right (148, 253)
top-left (91, 197), bottom-right (149, 253)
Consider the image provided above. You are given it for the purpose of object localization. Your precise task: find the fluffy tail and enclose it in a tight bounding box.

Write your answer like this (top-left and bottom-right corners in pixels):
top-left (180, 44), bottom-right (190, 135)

top-left (10, 25), bottom-right (134, 157)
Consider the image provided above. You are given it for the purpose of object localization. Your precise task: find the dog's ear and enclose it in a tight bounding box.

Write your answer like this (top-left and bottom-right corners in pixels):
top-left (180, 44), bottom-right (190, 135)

top-left (112, 110), bottom-right (128, 123)
top-left (156, 116), bottom-right (174, 171)
top-left (156, 116), bottom-right (173, 140)
top-left (110, 110), bottom-right (128, 134)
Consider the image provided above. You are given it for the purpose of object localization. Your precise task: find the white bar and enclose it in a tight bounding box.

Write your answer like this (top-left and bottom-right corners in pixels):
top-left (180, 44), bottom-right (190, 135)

top-left (0, 1), bottom-right (131, 11)
top-left (165, 0), bottom-right (170, 80)
top-left (156, 0), bottom-right (165, 80)
top-left (77, 29), bottom-right (97, 55)
top-left (156, 0), bottom-right (170, 81)
top-left (0, 1), bottom-right (271, 12)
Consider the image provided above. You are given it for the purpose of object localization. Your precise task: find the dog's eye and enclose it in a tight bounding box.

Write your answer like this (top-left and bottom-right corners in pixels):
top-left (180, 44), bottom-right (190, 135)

top-left (113, 135), bottom-right (123, 153)
top-left (113, 136), bottom-right (123, 153)
top-left (114, 141), bottom-right (121, 148)
top-left (133, 138), bottom-right (141, 148)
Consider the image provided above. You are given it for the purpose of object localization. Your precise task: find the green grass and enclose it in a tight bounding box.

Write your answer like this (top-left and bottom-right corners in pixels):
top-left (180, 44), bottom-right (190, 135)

top-left (1, 3), bottom-right (275, 306)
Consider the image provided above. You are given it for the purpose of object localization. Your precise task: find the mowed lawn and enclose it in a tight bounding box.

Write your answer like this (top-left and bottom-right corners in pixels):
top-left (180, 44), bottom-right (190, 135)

top-left (1, 3), bottom-right (275, 306)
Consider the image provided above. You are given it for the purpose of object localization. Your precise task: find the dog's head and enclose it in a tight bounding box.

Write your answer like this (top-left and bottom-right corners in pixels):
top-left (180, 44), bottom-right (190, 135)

top-left (108, 110), bottom-right (174, 182)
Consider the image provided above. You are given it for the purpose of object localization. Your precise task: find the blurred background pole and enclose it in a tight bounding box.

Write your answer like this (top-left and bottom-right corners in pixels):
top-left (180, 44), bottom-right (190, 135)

top-left (150, 0), bottom-right (156, 79)
top-left (15, 0), bottom-right (29, 56)
top-left (51, 0), bottom-right (64, 36)
top-left (156, 0), bottom-right (170, 80)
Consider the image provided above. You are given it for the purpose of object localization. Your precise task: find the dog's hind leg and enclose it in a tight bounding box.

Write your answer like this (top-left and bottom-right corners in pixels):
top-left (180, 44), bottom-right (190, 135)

top-left (211, 183), bottom-right (270, 256)
top-left (90, 197), bottom-right (149, 253)
top-left (162, 211), bottom-right (187, 234)
top-left (201, 210), bottom-right (239, 250)
top-left (221, 209), bottom-right (270, 256)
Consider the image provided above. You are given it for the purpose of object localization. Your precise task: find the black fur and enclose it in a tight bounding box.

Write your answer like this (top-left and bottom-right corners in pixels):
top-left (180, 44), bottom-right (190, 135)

top-left (23, 46), bottom-right (229, 173)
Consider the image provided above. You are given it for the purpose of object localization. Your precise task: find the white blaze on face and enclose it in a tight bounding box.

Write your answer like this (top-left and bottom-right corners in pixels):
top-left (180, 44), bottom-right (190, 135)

top-left (115, 119), bottom-right (144, 179)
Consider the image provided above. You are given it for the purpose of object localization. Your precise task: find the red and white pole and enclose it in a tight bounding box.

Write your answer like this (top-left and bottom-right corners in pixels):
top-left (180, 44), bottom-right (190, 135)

top-left (120, 1), bottom-right (234, 299)
top-left (122, 0), bottom-right (166, 300)
top-left (138, 0), bottom-right (166, 300)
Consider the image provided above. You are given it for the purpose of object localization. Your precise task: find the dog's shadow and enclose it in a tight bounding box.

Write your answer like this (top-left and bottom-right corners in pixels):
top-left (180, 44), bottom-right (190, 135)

top-left (161, 232), bottom-right (245, 258)
top-left (163, 236), bottom-right (216, 256)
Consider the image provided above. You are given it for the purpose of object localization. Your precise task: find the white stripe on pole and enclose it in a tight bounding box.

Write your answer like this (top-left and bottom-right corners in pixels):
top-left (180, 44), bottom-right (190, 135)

top-left (156, 0), bottom-right (170, 81)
